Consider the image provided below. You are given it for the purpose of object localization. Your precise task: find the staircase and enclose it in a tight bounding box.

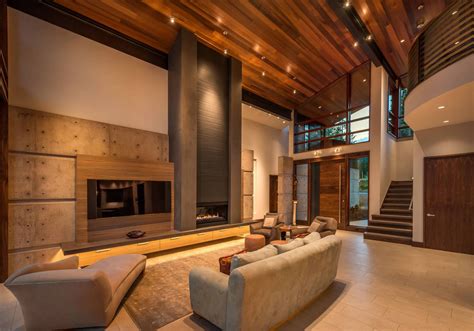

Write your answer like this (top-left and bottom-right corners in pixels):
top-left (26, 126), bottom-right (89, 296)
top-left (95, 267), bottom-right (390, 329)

top-left (364, 180), bottom-right (413, 245)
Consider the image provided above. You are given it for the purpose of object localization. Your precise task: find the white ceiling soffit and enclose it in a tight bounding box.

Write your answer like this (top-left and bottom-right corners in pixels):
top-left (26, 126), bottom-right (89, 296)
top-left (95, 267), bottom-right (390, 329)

top-left (405, 55), bottom-right (474, 131)
top-left (242, 103), bottom-right (289, 130)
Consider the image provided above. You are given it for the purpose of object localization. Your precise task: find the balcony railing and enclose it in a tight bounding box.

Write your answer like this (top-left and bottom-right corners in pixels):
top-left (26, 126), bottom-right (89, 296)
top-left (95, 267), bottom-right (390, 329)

top-left (408, 0), bottom-right (473, 91)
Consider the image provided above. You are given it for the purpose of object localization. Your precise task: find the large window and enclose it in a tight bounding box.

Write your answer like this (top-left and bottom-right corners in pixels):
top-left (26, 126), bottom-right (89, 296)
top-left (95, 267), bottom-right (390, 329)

top-left (388, 80), bottom-right (412, 139)
top-left (294, 62), bottom-right (370, 153)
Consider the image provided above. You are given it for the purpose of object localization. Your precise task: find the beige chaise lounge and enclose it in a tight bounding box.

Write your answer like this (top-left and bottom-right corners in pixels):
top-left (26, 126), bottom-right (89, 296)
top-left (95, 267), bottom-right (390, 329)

top-left (189, 235), bottom-right (342, 330)
top-left (4, 254), bottom-right (146, 330)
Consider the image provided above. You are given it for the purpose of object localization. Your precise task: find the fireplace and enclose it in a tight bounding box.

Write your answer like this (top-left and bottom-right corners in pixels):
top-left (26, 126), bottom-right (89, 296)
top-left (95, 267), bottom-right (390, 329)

top-left (196, 203), bottom-right (228, 228)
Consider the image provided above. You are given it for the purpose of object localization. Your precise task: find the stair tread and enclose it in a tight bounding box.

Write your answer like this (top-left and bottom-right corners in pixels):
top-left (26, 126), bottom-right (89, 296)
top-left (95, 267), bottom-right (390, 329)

top-left (382, 203), bottom-right (410, 207)
top-left (381, 208), bottom-right (412, 214)
top-left (364, 232), bottom-right (412, 243)
top-left (367, 225), bottom-right (412, 233)
top-left (369, 220), bottom-right (412, 227)
top-left (372, 214), bottom-right (413, 220)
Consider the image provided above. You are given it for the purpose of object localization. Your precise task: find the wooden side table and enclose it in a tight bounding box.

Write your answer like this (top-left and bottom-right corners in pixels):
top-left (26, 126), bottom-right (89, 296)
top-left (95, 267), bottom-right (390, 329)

top-left (280, 225), bottom-right (297, 240)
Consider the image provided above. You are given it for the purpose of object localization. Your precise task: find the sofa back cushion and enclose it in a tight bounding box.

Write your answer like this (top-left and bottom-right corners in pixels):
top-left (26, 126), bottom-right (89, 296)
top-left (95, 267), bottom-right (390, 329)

top-left (303, 232), bottom-right (321, 244)
top-left (262, 215), bottom-right (278, 228)
top-left (274, 238), bottom-right (304, 254)
top-left (226, 235), bottom-right (342, 331)
top-left (4, 256), bottom-right (79, 287)
top-left (308, 219), bottom-right (326, 233)
top-left (316, 216), bottom-right (337, 231)
top-left (230, 245), bottom-right (277, 272)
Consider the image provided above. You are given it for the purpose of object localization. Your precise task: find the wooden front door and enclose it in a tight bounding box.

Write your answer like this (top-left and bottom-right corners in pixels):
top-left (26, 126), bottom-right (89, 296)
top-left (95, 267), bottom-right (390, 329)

top-left (424, 154), bottom-right (474, 254)
top-left (319, 160), bottom-right (347, 229)
top-left (269, 175), bottom-right (278, 213)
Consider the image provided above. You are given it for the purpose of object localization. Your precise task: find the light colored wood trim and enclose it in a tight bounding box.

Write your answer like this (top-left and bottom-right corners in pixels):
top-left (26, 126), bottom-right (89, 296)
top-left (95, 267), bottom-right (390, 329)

top-left (76, 155), bottom-right (174, 242)
top-left (74, 225), bottom-right (249, 266)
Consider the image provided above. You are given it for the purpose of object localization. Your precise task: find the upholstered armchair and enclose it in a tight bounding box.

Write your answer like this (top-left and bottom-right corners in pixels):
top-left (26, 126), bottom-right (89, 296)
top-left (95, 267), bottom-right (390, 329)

top-left (291, 216), bottom-right (338, 239)
top-left (250, 213), bottom-right (283, 244)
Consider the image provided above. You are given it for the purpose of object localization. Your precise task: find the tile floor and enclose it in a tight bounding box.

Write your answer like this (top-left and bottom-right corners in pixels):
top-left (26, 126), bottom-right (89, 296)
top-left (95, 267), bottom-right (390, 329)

top-left (1, 231), bottom-right (473, 330)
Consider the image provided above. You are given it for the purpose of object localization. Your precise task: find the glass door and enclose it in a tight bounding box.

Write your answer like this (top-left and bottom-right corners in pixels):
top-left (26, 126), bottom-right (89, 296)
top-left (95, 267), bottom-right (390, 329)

top-left (348, 156), bottom-right (369, 227)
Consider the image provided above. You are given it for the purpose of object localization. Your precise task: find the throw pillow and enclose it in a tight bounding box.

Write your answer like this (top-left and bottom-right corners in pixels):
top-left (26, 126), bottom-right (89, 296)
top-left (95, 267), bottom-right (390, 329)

top-left (263, 215), bottom-right (278, 228)
top-left (308, 220), bottom-right (326, 233)
top-left (303, 232), bottom-right (321, 245)
top-left (230, 245), bottom-right (278, 272)
top-left (275, 238), bottom-right (304, 254)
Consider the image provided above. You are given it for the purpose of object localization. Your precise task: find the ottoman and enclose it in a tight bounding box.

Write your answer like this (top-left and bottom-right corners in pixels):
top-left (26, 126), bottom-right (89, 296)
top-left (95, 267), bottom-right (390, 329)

top-left (270, 240), bottom-right (288, 245)
top-left (245, 234), bottom-right (266, 251)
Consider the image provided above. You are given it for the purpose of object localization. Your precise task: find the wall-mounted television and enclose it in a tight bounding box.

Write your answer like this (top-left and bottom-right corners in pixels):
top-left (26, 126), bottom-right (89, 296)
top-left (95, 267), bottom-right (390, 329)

top-left (87, 180), bottom-right (171, 219)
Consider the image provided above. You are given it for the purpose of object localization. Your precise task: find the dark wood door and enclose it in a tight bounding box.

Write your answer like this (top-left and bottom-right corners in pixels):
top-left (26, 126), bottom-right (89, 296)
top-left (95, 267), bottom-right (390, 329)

top-left (424, 154), bottom-right (474, 254)
top-left (319, 160), bottom-right (347, 229)
top-left (269, 175), bottom-right (278, 213)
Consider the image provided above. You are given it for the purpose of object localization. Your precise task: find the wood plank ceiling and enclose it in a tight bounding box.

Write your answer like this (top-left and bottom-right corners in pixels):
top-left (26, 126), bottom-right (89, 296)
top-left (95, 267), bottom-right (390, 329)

top-left (52, 0), bottom-right (367, 110)
top-left (351, 0), bottom-right (448, 77)
top-left (51, 0), bottom-right (448, 111)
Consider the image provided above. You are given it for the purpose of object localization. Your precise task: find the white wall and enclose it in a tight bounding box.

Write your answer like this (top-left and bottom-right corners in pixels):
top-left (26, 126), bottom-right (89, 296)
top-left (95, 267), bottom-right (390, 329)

top-left (395, 140), bottom-right (413, 180)
top-left (242, 118), bottom-right (289, 219)
top-left (8, 8), bottom-right (168, 134)
top-left (412, 122), bottom-right (474, 242)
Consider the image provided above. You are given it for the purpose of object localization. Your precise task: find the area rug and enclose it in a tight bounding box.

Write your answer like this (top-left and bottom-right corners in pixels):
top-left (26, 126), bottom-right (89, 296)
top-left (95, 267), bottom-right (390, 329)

top-left (123, 244), bottom-right (243, 331)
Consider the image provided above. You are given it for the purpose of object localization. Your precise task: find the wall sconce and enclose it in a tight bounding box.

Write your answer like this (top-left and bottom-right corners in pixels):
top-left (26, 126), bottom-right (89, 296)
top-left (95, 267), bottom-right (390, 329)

top-left (334, 147), bottom-right (342, 153)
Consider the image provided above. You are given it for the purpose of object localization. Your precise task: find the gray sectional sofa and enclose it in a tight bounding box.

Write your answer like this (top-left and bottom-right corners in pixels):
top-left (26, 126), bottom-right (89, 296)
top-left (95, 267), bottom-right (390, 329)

top-left (189, 235), bottom-right (342, 330)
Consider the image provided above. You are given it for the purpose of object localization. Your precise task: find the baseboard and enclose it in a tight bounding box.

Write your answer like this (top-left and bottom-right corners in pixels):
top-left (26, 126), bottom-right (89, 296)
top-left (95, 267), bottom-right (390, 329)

top-left (411, 241), bottom-right (424, 247)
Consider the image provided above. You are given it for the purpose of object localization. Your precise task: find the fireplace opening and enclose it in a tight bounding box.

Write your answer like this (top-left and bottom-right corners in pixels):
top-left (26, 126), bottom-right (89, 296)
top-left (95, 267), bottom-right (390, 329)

top-left (196, 203), bottom-right (228, 228)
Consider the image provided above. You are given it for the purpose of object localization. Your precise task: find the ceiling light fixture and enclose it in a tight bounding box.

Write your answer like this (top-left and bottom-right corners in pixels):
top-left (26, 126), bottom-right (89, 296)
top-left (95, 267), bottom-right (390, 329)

top-left (416, 19), bottom-right (425, 29)
top-left (437, 106), bottom-right (445, 110)
top-left (353, 41), bottom-right (359, 47)
top-left (223, 30), bottom-right (228, 36)
top-left (454, 41), bottom-right (460, 45)
top-left (366, 35), bottom-right (372, 41)
top-left (224, 49), bottom-right (228, 55)
top-left (170, 17), bottom-right (176, 24)
top-left (283, 121), bottom-right (286, 124)
top-left (452, 10), bottom-right (458, 15)
top-left (417, 4), bottom-right (424, 10)
top-left (318, 105), bottom-right (322, 109)
top-left (293, 89), bottom-right (297, 94)
top-left (443, 120), bottom-right (450, 123)
top-left (262, 71), bottom-right (266, 77)
top-left (400, 39), bottom-right (406, 43)
top-left (293, 76), bottom-right (296, 80)
top-left (363, 78), bottom-right (367, 82)
top-left (261, 56), bottom-right (266, 60)
top-left (343, 1), bottom-right (350, 8)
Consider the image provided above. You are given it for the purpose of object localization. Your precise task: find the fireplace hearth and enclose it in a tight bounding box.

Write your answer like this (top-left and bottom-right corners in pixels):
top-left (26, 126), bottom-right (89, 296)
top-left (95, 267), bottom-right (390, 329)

top-left (196, 203), bottom-right (228, 228)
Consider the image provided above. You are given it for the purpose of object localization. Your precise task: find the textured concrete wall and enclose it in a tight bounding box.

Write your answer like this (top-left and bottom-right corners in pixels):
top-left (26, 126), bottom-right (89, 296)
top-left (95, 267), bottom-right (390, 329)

top-left (242, 149), bottom-right (253, 220)
top-left (278, 156), bottom-right (293, 224)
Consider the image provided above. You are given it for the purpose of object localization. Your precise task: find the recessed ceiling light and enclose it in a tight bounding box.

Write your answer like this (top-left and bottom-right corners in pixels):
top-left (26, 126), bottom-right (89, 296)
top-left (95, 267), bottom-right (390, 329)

top-left (223, 30), bottom-right (228, 36)
top-left (400, 39), bottom-right (406, 43)
top-left (330, 112), bottom-right (333, 115)
top-left (452, 10), bottom-right (458, 15)
top-left (443, 120), bottom-right (450, 123)
top-left (170, 17), bottom-right (176, 24)
top-left (217, 17), bottom-right (222, 23)
top-left (293, 89), bottom-right (297, 94)
top-left (318, 106), bottom-right (322, 109)
top-left (365, 35), bottom-right (372, 41)
top-left (223, 49), bottom-right (228, 55)
top-left (416, 19), bottom-right (425, 29)
top-left (283, 121), bottom-right (286, 124)
top-left (454, 41), bottom-right (460, 45)
top-left (353, 41), bottom-right (359, 47)
top-left (437, 106), bottom-right (445, 110)
top-left (343, 1), bottom-right (350, 8)
top-left (293, 76), bottom-right (296, 80)
top-left (417, 4), bottom-right (424, 10)
top-left (363, 78), bottom-right (367, 82)
top-left (249, 105), bottom-right (252, 108)
top-left (261, 71), bottom-right (266, 76)
top-left (261, 56), bottom-right (266, 60)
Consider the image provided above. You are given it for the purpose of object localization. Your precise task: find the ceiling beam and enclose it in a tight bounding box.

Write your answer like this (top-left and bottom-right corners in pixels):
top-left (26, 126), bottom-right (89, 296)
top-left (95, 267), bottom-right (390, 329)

top-left (327, 0), bottom-right (398, 82)
top-left (242, 89), bottom-right (292, 121)
top-left (8, 0), bottom-right (168, 69)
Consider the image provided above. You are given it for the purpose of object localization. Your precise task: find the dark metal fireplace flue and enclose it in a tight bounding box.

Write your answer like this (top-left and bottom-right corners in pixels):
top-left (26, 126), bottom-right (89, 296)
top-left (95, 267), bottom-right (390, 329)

top-left (196, 203), bottom-right (228, 228)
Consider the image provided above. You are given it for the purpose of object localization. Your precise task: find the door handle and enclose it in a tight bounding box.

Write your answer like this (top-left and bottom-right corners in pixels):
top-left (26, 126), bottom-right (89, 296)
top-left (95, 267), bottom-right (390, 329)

top-left (426, 213), bottom-right (436, 217)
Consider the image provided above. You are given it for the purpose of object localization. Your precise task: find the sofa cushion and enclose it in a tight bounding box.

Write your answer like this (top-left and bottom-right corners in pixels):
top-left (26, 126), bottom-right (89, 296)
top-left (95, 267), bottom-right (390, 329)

top-left (303, 232), bottom-right (321, 244)
top-left (4, 256), bottom-right (79, 286)
top-left (263, 215), bottom-right (278, 228)
top-left (308, 220), bottom-right (326, 233)
top-left (316, 216), bottom-right (337, 231)
top-left (251, 228), bottom-right (272, 238)
top-left (230, 245), bottom-right (277, 272)
top-left (86, 254), bottom-right (146, 293)
top-left (275, 238), bottom-right (304, 254)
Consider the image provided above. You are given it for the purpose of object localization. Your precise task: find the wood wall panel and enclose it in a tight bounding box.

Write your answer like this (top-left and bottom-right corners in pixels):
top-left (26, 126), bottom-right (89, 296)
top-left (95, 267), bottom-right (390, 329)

top-left (76, 155), bottom-right (174, 242)
top-left (8, 153), bottom-right (75, 200)
top-left (109, 126), bottom-right (168, 162)
top-left (8, 247), bottom-right (64, 275)
top-left (8, 202), bottom-right (74, 249)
